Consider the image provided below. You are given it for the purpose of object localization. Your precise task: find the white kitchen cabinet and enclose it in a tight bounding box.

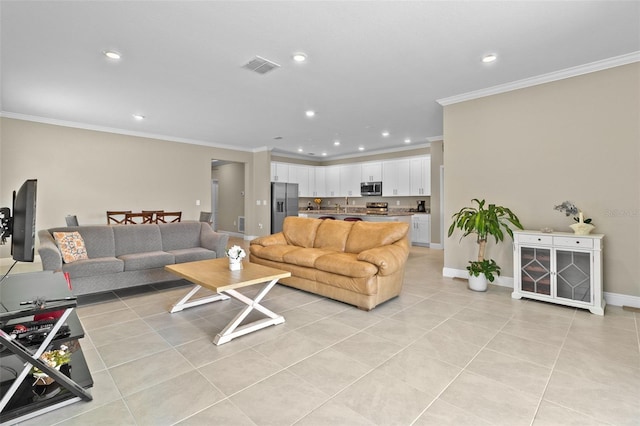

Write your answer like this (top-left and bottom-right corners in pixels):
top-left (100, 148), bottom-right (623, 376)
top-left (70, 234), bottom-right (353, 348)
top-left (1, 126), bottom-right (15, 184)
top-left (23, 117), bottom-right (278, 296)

top-left (324, 165), bottom-right (340, 197)
top-left (270, 162), bottom-right (289, 182)
top-left (410, 157), bottom-right (430, 196)
top-left (340, 164), bottom-right (362, 197)
top-left (361, 162), bottom-right (382, 182)
top-left (289, 165), bottom-right (311, 197)
top-left (411, 214), bottom-right (430, 246)
top-left (311, 167), bottom-right (326, 197)
top-left (511, 230), bottom-right (605, 315)
top-left (382, 159), bottom-right (411, 196)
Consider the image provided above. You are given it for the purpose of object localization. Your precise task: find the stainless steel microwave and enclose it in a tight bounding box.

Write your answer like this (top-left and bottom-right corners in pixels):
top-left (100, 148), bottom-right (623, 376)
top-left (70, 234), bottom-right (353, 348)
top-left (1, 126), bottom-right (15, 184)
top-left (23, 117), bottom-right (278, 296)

top-left (361, 181), bottom-right (382, 196)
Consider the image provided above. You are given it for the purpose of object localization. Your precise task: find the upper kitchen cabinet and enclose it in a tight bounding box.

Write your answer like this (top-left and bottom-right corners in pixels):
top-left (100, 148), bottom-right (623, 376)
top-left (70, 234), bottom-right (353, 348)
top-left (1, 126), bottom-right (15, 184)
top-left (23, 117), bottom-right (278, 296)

top-left (382, 159), bottom-right (411, 196)
top-left (410, 156), bottom-right (431, 196)
top-left (361, 162), bottom-right (382, 182)
top-left (270, 162), bottom-right (290, 182)
top-left (289, 165), bottom-right (311, 197)
top-left (340, 164), bottom-right (362, 197)
top-left (324, 165), bottom-right (340, 197)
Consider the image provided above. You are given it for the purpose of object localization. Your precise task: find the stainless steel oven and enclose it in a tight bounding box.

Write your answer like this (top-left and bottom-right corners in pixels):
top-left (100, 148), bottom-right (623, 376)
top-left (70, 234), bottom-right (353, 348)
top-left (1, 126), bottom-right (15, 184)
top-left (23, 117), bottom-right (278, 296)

top-left (360, 181), bottom-right (382, 196)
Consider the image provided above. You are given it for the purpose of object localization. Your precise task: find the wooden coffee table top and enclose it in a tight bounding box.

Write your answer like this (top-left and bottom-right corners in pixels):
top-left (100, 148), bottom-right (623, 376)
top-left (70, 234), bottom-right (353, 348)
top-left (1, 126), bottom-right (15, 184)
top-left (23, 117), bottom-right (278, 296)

top-left (165, 258), bottom-right (291, 293)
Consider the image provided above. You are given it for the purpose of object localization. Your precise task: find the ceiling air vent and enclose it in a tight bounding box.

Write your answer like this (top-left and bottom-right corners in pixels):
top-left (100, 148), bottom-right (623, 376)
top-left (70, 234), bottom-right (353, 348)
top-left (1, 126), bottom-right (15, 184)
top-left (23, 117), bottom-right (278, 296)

top-left (242, 56), bottom-right (281, 75)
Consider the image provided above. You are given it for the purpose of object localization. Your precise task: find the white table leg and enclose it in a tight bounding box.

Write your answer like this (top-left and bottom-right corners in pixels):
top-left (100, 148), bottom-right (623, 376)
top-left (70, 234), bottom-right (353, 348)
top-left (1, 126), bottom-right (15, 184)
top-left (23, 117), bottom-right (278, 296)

top-left (170, 285), bottom-right (230, 313)
top-left (213, 278), bottom-right (285, 345)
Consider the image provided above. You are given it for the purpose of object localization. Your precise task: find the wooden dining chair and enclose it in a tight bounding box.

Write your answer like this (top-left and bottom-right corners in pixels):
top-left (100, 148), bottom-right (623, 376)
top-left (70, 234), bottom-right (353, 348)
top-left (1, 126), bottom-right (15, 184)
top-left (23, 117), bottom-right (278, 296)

top-left (142, 210), bottom-right (164, 224)
top-left (107, 210), bottom-right (132, 225)
top-left (124, 212), bottom-right (154, 224)
top-left (156, 211), bottom-right (182, 223)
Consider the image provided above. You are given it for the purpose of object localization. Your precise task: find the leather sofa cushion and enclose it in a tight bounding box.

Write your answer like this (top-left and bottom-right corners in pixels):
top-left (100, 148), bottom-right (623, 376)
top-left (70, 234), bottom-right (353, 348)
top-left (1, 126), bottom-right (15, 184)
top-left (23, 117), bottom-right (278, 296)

top-left (250, 244), bottom-right (300, 262)
top-left (118, 251), bottom-right (175, 271)
top-left (314, 220), bottom-right (354, 251)
top-left (283, 248), bottom-right (333, 268)
top-left (315, 252), bottom-right (378, 278)
top-left (345, 221), bottom-right (409, 253)
top-left (283, 217), bottom-right (322, 248)
top-left (61, 257), bottom-right (124, 278)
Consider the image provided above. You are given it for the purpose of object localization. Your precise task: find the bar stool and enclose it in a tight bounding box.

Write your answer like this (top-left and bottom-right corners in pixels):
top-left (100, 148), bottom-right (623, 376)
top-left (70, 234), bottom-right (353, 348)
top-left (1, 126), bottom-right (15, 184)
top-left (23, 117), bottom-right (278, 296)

top-left (343, 217), bottom-right (363, 222)
top-left (318, 216), bottom-right (336, 220)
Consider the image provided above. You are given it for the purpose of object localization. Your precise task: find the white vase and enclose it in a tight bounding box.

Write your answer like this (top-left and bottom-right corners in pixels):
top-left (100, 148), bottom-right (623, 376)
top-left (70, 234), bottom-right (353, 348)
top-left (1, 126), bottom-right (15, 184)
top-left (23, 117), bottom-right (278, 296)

top-left (468, 273), bottom-right (488, 292)
top-left (570, 223), bottom-right (595, 235)
top-left (228, 259), bottom-right (242, 271)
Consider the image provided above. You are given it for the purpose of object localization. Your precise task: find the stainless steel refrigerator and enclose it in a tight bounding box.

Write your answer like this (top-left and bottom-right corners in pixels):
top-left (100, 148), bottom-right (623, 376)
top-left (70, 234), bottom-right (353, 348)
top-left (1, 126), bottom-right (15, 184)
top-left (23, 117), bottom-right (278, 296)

top-left (271, 182), bottom-right (298, 233)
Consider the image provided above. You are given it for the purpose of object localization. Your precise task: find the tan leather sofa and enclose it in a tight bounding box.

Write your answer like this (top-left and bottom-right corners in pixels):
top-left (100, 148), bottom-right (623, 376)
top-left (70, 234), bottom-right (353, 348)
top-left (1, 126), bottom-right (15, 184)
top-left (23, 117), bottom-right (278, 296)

top-left (249, 216), bottom-right (410, 310)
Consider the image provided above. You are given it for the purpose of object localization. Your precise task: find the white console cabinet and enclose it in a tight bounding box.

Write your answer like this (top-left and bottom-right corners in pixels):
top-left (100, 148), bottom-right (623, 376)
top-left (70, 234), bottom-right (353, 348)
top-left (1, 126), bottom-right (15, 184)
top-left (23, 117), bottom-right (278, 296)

top-left (511, 230), bottom-right (605, 315)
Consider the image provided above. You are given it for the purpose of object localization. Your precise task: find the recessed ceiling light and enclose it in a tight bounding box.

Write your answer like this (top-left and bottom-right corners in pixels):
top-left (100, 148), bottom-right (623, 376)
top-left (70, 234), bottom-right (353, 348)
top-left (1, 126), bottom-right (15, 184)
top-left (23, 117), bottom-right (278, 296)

top-left (305, 110), bottom-right (315, 118)
top-left (334, 140), bottom-right (340, 146)
top-left (482, 54), bottom-right (497, 63)
top-left (404, 138), bottom-right (411, 143)
top-left (381, 131), bottom-right (390, 137)
top-left (321, 152), bottom-right (327, 156)
top-left (297, 148), bottom-right (303, 152)
top-left (104, 50), bottom-right (121, 60)
top-left (358, 146), bottom-right (365, 151)
top-left (292, 52), bottom-right (307, 62)
top-left (132, 114), bottom-right (145, 120)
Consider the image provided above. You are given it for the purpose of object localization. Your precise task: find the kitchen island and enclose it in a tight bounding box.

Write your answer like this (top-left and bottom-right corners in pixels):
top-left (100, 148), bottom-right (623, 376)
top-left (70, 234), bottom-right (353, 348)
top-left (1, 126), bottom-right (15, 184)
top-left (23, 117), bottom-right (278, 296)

top-left (299, 211), bottom-right (413, 224)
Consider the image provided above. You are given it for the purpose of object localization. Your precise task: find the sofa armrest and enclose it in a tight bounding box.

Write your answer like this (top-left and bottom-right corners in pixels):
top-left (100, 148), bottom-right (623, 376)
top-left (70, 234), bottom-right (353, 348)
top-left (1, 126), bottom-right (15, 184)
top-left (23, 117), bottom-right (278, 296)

top-left (38, 229), bottom-right (63, 271)
top-left (200, 225), bottom-right (230, 258)
top-left (357, 237), bottom-right (410, 276)
top-left (250, 232), bottom-right (287, 247)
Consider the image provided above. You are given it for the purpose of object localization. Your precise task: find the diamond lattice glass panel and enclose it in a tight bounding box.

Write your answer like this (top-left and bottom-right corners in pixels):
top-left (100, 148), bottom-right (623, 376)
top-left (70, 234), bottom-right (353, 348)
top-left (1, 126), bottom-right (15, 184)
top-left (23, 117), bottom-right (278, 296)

top-left (520, 247), bottom-right (551, 295)
top-left (556, 250), bottom-right (591, 301)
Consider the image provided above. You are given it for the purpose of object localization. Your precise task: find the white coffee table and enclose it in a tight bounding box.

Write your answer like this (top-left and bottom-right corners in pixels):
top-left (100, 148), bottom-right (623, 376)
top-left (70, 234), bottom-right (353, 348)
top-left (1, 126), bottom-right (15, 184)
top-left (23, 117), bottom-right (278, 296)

top-left (165, 258), bottom-right (291, 345)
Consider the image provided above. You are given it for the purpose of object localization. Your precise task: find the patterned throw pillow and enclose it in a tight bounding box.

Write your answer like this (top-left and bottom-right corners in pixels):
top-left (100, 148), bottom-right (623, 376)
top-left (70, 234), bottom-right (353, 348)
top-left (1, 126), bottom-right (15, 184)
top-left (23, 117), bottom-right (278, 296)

top-left (53, 231), bottom-right (89, 263)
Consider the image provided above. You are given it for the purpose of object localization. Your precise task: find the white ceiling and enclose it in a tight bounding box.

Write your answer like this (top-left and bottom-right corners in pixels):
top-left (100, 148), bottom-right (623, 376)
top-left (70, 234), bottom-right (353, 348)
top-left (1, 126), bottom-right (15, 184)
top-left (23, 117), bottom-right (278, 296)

top-left (1, 1), bottom-right (639, 160)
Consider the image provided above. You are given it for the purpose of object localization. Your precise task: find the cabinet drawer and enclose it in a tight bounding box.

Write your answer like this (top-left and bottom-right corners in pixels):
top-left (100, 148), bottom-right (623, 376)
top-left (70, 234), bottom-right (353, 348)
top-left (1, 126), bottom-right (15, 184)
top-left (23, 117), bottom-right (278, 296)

top-left (553, 236), bottom-right (593, 249)
top-left (517, 234), bottom-right (553, 245)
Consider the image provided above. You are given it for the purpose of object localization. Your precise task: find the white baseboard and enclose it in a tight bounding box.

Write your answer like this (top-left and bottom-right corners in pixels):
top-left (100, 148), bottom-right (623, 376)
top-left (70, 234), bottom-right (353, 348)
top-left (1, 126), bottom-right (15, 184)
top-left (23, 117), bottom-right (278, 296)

top-left (428, 243), bottom-right (444, 250)
top-left (442, 267), bottom-right (638, 308)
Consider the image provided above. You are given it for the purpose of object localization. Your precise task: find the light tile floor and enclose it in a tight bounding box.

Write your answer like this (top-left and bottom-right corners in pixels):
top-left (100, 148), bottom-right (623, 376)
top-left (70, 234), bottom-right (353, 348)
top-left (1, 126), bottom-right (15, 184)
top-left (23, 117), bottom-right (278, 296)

top-left (9, 239), bottom-right (640, 425)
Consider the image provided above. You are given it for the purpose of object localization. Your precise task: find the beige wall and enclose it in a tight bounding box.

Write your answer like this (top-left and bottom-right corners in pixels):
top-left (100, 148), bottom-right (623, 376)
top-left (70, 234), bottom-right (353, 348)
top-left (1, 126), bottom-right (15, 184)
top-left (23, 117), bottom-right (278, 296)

top-left (211, 162), bottom-right (244, 233)
top-left (443, 63), bottom-right (640, 298)
top-left (0, 118), bottom-right (267, 258)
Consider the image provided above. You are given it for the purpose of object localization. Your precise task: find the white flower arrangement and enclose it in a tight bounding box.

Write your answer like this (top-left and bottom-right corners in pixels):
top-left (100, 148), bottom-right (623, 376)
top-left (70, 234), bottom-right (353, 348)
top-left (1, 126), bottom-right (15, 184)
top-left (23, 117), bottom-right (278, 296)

top-left (226, 245), bottom-right (246, 262)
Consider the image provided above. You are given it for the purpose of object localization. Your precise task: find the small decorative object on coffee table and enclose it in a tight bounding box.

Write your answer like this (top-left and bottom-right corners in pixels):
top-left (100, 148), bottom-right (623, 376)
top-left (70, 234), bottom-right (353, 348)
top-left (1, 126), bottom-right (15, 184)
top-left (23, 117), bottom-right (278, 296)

top-left (226, 245), bottom-right (246, 271)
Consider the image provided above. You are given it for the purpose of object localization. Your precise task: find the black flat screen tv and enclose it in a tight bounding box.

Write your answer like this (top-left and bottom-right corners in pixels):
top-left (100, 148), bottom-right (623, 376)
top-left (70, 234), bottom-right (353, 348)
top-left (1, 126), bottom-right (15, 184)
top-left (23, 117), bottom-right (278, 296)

top-left (11, 179), bottom-right (38, 262)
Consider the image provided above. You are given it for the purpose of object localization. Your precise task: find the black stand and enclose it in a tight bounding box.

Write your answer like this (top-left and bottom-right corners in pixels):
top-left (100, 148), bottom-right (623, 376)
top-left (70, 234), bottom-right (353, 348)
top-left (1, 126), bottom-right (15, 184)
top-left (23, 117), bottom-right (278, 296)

top-left (0, 272), bottom-right (93, 425)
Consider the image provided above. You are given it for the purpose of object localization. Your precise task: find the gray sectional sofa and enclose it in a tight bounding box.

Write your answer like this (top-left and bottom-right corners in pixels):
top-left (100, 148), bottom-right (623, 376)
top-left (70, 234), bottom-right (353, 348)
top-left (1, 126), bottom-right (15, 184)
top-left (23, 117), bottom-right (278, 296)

top-left (38, 222), bottom-right (229, 295)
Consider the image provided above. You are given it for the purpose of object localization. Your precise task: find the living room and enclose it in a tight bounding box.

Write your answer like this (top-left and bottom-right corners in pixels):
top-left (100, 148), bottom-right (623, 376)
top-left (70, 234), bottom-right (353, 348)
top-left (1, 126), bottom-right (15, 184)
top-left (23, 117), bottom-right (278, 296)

top-left (1, 1), bottom-right (639, 425)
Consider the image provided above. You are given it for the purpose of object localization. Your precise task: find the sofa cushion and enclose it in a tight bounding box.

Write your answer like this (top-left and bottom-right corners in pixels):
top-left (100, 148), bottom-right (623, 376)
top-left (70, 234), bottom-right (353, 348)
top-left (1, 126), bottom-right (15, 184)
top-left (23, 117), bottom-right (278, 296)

top-left (282, 217), bottom-right (323, 248)
top-left (314, 252), bottom-right (378, 278)
top-left (61, 257), bottom-right (124, 278)
top-left (118, 251), bottom-right (175, 271)
top-left (313, 220), bottom-right (354, 251)
top-left (113, 224), bottom-right (163, 256)
top-left (168, 247), bottom-right (217, 263)
top-left (48, 226), bottom-right (116, 258)
top-left (53, 231), bottom-right (88, 263)
top-left (345, 221), bottom-right (409, 254)
top-left (250, 244), bottom-right (300, 262)
top-left (283, 248), bottom-right (333, 268)
top-left (159, 222), bottom-right (202, 251)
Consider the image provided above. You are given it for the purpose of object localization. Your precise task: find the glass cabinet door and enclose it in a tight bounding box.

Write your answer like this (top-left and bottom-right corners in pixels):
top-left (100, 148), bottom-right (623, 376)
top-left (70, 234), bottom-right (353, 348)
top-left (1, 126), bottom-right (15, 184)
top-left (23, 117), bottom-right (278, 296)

top-left (556, 250), bottom-right (591, 302)
top-left (520, 247), bottom-right (551, 295)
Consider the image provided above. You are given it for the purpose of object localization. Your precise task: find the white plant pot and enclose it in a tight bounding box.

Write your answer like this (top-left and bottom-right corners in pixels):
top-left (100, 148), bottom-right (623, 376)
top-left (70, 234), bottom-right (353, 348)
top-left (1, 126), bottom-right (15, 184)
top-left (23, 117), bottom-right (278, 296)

top-left (229, 260), bottom-right (243, 271)
top-left (468, 273), bottom-right (488, 292)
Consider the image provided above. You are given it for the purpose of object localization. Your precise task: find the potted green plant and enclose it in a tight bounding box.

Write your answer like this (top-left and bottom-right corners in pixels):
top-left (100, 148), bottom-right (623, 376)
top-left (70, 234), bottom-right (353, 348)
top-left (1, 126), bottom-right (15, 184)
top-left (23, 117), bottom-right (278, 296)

top-left (448, 199), bottom-right (523, 291)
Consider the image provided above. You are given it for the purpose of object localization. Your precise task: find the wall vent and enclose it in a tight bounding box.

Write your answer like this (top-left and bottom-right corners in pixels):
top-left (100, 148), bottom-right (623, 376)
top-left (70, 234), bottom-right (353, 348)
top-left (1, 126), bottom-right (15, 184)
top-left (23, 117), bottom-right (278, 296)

top-left (242, 56), bottom-right (280, 74)
top-left (238, 216), bottom-right (245, 233)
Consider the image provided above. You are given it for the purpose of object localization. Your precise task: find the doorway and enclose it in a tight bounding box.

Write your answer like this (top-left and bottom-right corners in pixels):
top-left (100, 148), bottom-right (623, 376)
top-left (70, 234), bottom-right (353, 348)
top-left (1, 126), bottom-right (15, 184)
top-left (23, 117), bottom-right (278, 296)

top-left (211, 179), bottom-right (219, 231)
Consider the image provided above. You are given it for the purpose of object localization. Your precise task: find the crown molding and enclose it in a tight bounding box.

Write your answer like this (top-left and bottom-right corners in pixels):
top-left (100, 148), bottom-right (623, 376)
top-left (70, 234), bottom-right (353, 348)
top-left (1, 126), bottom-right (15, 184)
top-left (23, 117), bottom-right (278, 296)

top-left (437, 51), bottom-right (640, 106)
top-left (0, 112), bottom-right (255, 152)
